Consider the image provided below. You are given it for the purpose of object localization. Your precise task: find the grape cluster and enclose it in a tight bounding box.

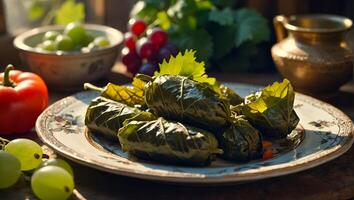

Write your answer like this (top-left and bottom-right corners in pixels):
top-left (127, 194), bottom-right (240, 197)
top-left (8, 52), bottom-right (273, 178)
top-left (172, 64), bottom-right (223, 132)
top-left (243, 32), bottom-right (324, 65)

top-left (0, 138), bottom-right (74, 200)
top-left (122, 19), bottom-right (178, 76)
top-left (37, 22), bottom-right (110, 53)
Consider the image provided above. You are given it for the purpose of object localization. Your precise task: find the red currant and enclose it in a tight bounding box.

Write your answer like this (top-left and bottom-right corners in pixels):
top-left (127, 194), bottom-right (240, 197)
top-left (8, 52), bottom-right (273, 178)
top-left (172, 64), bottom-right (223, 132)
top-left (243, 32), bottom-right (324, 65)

top-left (128, 19), bottom-right (147, 37)
top-left (121, 47), bottom-right (142, 74)
top-left (136, 38), bottom-right (157, 60)
top-left (124, 32), bottom-right (137, 50)
top-left (147, 28), bottom-right (168, 49)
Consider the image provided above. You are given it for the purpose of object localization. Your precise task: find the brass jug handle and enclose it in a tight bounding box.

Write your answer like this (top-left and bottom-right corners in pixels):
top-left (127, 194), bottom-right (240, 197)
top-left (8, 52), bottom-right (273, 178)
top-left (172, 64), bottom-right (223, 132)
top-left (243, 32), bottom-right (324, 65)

top-left (273, 15), bottom-right (288, 42)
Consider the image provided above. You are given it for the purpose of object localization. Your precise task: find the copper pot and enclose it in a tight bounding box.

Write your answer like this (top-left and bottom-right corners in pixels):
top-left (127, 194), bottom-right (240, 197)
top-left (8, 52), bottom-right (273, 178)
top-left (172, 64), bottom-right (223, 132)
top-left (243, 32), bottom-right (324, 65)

top-left (271, 14), bottom-right (353, 94)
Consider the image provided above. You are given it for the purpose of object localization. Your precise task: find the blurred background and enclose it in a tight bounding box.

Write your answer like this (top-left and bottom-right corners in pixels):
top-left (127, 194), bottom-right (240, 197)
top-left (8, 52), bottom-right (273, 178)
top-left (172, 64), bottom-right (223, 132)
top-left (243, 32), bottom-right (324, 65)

top-left (0, 0), bottom-right (353, 73)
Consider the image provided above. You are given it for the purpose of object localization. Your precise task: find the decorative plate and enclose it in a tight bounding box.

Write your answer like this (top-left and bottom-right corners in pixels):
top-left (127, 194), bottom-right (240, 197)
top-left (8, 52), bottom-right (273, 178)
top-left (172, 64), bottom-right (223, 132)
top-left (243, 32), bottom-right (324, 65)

top-left (36, 83), bottom-right (354, 184)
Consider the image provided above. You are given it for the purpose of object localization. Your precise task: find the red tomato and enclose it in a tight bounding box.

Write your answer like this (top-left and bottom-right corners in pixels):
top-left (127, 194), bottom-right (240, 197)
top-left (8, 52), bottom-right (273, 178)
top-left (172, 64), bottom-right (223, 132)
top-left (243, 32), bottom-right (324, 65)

top-left (0, 65), bottom-right (48, 135)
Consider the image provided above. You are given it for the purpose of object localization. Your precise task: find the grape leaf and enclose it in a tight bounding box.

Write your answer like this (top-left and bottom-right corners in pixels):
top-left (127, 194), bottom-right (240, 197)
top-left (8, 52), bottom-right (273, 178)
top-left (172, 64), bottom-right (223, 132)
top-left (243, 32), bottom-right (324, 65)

top-left (209, 8), bottom-right (234, 26)
top-left (155, 49), bottom-right (216, 86)
top-left (55, 0), bottom-right (85, 25)
top-left (157, 11), bottom-right (171, 30)
top-left (170, 29), bottom-right (213, 61)
top-left (239, 79), bottom-right (299, 138)
top-left (217, 42), bottom-right (259, 72)
top-left (196, 0), bottom-right (214, 9)
top-left (234, 8), bottom-right (270, 47)
top-left (211, 24), bottom-right (237, 59)
top-left (101, 78), bottom-right (145, 106)
top-left (212, 0), bottom-right (237, 7)
top-left (28, 1), bottom-right (46, 21)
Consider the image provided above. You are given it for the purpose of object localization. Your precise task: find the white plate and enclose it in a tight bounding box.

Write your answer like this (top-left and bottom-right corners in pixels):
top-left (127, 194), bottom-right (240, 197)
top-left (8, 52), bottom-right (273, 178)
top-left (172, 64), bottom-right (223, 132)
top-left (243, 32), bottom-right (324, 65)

top-left (36, 83), bottom-right (354, 184)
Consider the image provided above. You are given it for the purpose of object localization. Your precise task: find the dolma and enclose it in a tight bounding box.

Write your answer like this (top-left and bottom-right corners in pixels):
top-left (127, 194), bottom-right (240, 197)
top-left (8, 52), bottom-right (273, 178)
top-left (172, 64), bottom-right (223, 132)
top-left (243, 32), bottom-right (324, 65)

top-left (84, 77), bottom-right (146, 107)
top-left (118, 117), bottom-right (223, 166)
top-left (218, 116), bottom-right (263, 162)
top-left (144, 75), bottom-right (231, 131)
top-left (235, 79), bottom-right (299, 139)
top-left (85, 96), bottom-right (155, 139)
top-left (219, 85), bottom-right (244, 106)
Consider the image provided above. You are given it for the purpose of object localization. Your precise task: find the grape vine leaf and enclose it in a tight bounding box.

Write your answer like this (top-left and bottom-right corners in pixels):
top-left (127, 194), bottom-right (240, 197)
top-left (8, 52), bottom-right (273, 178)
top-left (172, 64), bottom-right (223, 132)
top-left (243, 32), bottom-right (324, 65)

top-left (211, 24), bottom-right (237, 59)
top-left (157, 11), bottom-right (171, 30)
top-left (155, 49), bottom-right (216, 86)
top-left (28, 1), bottom-right (46, 21)
top-left (212, 0), bottom-right (238, 7)
top-left (101, 78), bottom-right (146, 106)
top-left (217, 41), bottom-right (259, 72)
top-left (209, 8), bottom-right (234, 26)
top-left (196, 0), bottom-right (214, 9)
top-left (233, 8), bottom-right (270, 47)
top-left (170, 29), bottom-right (213, 61)
top-left (55, 0), bottom-right (85, 25)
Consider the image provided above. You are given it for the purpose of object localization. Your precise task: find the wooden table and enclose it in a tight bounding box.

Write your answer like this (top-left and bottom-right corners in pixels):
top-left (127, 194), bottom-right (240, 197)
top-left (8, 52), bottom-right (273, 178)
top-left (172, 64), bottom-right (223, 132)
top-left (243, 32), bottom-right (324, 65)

top-left (2, 70), bottom-right (354, 200)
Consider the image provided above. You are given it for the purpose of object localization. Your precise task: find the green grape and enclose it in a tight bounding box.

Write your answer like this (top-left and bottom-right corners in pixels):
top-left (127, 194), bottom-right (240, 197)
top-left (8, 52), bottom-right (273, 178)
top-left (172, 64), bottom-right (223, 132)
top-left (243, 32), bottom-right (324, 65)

top-left (64, 22), bottom-right (86, 45)
top-left (31, 166), bottom-right (74, 200)
top-left (55, 35), bottom-right (74, 51)
top-left (0, 151), bottom-right (22, 189)
top-left (82, 42), bottom-right (99, 52)
top-left (40, 158), bottom-right (74, 176)
top-left (43, 31), bottom-right (60, 41)
top-left (94, 36), bottom-right (110, 47)
top-left (82, 33), bottom-right (95, 47)
top-left (41, 40), bottom-right (57, 51)
top-left (4, 139), bottom-right (43, 171)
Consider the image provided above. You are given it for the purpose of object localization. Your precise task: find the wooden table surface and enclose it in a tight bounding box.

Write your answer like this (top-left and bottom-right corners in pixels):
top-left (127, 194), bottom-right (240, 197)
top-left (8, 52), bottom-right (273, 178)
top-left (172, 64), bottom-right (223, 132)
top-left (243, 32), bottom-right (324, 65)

top-left (2, 69), bottom-right (354, 200)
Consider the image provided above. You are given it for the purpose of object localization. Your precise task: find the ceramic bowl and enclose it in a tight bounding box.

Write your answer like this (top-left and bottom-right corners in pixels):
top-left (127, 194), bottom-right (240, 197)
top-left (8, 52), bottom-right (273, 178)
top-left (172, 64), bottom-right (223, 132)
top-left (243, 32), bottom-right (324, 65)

top-left (13, 24), bottom-right (123, 91)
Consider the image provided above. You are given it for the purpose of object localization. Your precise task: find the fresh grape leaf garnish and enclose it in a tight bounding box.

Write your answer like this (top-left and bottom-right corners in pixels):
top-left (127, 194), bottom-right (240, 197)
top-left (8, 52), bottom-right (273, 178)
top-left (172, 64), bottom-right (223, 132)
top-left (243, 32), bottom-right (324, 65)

top-left (155, 49), bottom-right (216, 86)
top-left (84, 78), bottom-right (146, 107)
top-left (101, 78), bottom-right (146, 107)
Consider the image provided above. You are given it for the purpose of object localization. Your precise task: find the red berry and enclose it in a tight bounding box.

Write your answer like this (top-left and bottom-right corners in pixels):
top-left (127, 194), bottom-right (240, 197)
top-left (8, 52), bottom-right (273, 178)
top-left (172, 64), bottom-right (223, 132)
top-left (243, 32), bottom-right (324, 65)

top-left (124, 32), bottom-right (137, 50)
top-left (136, 37), bottom-right (157, 60)
top-left (128, 19), bottom-right (147, 36)
top-left (147, 28), bottom-right (168, 49)
top-left (121, 47), bottom-right (142, 74)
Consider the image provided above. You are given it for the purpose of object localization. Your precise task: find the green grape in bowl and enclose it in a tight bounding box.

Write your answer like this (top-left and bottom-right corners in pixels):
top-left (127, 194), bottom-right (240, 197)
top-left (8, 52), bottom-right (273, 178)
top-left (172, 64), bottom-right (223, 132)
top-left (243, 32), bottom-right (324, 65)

top-left (55, 35), bottom-right (74, 51)
top-left (40, 40), bottom-right (57, 51)
top-left (43, 31), bottom-right (60, 41)
top-left (64, 22), bottom-right (87, 45)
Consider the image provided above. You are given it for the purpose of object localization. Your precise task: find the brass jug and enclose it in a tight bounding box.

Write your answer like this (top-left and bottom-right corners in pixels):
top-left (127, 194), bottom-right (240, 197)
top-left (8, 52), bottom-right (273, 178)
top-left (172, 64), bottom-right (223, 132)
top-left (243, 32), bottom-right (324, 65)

top-left (271, 15), bottom-right (353, 94)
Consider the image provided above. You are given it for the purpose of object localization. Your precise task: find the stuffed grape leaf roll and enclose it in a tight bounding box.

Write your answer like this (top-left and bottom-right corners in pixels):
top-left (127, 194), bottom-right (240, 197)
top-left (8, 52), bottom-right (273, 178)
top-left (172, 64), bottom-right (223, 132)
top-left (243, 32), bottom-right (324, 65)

top-left (85, 96), bottom-right (156, 139)
top-left (219, 85), bottom-right (244, 106)
top-left (234, 79), bottom-right (299, 139)
top-left (144, 75), bottom-right (231, 131)
top-left (218, 115), bottom-right (263, 162)
top-left (118, 117), bottom-right (223, 166)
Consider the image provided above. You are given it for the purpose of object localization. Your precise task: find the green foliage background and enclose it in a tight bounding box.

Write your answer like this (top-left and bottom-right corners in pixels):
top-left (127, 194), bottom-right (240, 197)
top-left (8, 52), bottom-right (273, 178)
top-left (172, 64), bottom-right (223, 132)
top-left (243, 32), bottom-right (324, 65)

top-left (26, 0), bottom-right (85, 25)
top-left (131, 0), bottom-right (271, 72)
